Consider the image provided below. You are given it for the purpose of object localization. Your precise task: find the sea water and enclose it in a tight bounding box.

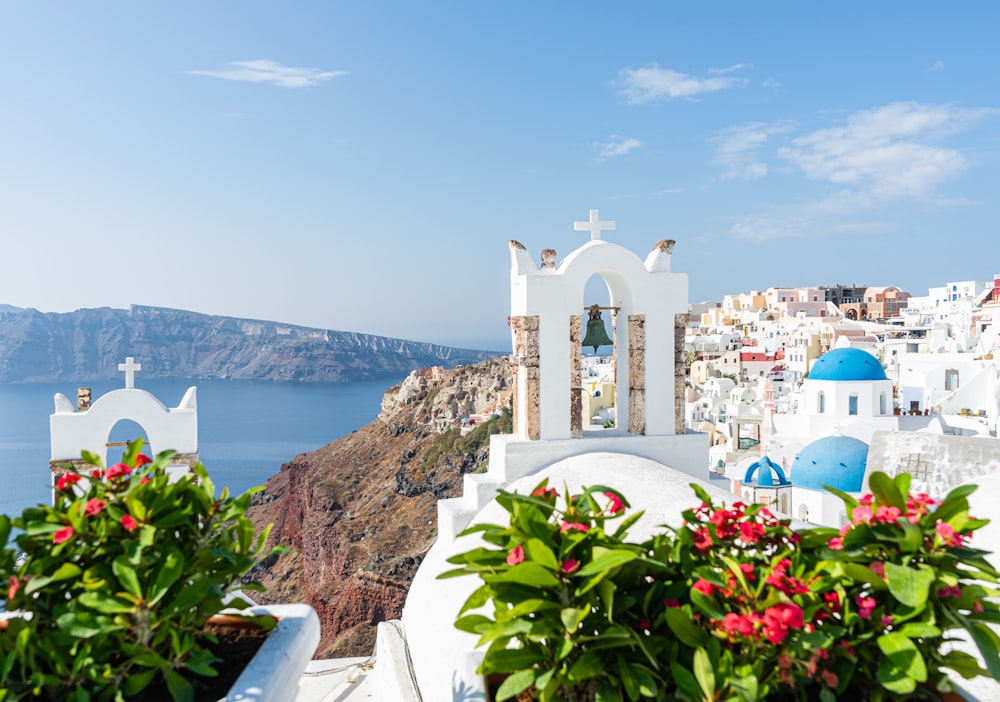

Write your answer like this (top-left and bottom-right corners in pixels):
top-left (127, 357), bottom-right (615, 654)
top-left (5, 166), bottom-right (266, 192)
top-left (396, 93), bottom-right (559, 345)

top-left (0, 377), bottom-right (403, 519)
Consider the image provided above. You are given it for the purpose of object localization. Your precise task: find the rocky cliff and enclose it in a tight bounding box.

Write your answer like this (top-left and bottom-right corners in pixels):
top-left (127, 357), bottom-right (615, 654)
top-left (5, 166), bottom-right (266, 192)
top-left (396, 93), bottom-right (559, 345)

top-left (0, 305), bottom-right (500, 383)
top-left (245, 358), bottom-right (514, 657)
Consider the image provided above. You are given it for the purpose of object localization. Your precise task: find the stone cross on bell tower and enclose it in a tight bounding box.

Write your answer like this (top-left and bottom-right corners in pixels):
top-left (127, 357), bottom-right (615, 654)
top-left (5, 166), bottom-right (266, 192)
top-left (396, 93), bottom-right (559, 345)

top-left (118, 356), bottom-right (141, 389)
top-left (573, 209), bottom-right (615, 241)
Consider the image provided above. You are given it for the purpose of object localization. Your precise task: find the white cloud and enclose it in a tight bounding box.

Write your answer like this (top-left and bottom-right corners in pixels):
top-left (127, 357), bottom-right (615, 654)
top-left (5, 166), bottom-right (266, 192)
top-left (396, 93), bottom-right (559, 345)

top-left (619, 63), bottom-right (747, 104)
top-left (928, 60), bottom-right (944, 72)
top-left (712, 121), bottom-right (795, 179)
top-left (596, 135), bottom-right (643, 161)
top-left (189, 60), bottom-right (347, 88)
top-left (727, 102), bottom-right (998, 241)
top-left (778, 102), bottom-right (990, 198)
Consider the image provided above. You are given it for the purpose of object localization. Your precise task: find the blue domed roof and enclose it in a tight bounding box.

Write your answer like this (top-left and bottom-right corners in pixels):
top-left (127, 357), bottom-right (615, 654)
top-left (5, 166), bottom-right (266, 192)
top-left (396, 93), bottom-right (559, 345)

top-left (809, 348), bottom-right (886, 381)
top-left (792, 435), bottom-right (868, 492)
top-left (743, 455), bottom-right (789, 487)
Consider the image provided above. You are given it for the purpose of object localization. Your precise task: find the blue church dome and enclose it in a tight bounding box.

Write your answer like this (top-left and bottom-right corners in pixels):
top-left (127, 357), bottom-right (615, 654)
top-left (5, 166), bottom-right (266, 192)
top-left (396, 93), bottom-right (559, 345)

top-left (809, 348), bottom-right (886, 381)
top-left (791, 435), bottom-right (869, 492)
top-left (743, 455), bottom-right (789, 487)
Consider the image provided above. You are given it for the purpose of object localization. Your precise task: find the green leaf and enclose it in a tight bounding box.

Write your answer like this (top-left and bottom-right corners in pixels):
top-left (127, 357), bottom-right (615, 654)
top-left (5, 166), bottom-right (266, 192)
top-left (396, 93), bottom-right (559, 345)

top-left (869, 471), bottom-right (906, 509)
top-left (113, 556), bottom-right (143, 599)
top-left (149, 550), bottom-right (184, 605)
top-left (896, 622), bottom-right (941, 639)
top-left (55, 611), bottom-right (121, 639)
top-left (878, 632), bottom-right (927, 683)
top-left (671, 661), bottom-right (702, 701)
top-left (78, 592), bottom-right (135, 615)
top-left (24, 562), bottom-right (82, 595)
top-left (561, 607), bottom-right (587, 633)
top-left (693, 648), bottom-right (715, 701)
top-left (455, 614), bottom-right (493, 634)
top-left (524, 538), bottom-right (559, 570)
top-left (728, 664), bottom-right (759, 702)
top-left (567, 650), bottom-right (603, 682)
top-left (691, 588), bottom-right (726, 620)
top-left (164, 668), bottom-right (195, 702)
top-left (968, 621), bottom-right (1000, 679)
top-left (491, 562), bottom-right (560, 589)
top-left (663, 607), bottom-right (709, 647)
top-left (481, 649), bottom-right (546, 675)
top-left (884, 562), bottom-right (934, 607)
top-left (941, 649), bottom-right (988, 679)
top-left (496, 669), bottom-right (535, 701)
top-left (577, 548), bottom-right (637, 577)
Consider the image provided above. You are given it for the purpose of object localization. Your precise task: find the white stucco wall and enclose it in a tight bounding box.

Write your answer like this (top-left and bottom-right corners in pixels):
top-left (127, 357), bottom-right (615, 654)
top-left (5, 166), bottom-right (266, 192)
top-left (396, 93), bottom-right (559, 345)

top-left (50, 386), bottom-right (198, 467)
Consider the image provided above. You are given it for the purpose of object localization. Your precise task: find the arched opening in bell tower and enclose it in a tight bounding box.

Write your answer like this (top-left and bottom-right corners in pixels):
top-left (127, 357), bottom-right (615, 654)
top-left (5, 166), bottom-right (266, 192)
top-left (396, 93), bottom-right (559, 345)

top-left (105, 418), bottom-right (151, 466)
top-left (580, 273), bottom-right (618, 431)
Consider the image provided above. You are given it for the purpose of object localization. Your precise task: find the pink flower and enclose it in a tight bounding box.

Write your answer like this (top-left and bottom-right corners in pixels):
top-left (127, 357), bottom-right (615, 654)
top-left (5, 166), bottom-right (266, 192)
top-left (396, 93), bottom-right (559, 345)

top-left (820, 670), bottom-right (839, 688)
top-left (875, 505), bottom-right (901, 523)
top-left (869, 562), bottom-right (886, 580)
top-left (604, 492), bottom-right (625, 515)
top-left (561, 559), bottom-right (579, 574)
top-left (855, 595), bottom-right (876, 619)
top-left (139, 476), bottom-right (150, 485)
top-left (121, 514), bottom-right (139, 531)
top-left (823, 591), bottom-right (841, 613)
top-left (559, 522), bottom-right (589, 534)
top-left (53, 526), bottom-right (74, 544)
top-left (7, 575), bottom-right (21, 600)
top-left (937, 585), bottom-right (962, 599)
top-left (506, 543), bottom-right (525, 566)
top-left (974, 600), bottom-right (985, 613)
top-left (134, 454), bottom-right (152, 467)
top-left (83, 498), bottom-right (106, 517)
top-left (828, 537), bottom-right (844, 550)
top-left (56, 472), bottom-right (82, 491)
top-left (692, 578), bottom-right (716, 596)
top-left (852, 505), bottom-right (874, 526)
top-left (107, 463), bottom-right (131, 479)
top-left (532, 485), bottom-right (558, 500)
top-left (936, 521), bottom-right (963, 547)
top-left (880, 615), bottom-right (893, 627)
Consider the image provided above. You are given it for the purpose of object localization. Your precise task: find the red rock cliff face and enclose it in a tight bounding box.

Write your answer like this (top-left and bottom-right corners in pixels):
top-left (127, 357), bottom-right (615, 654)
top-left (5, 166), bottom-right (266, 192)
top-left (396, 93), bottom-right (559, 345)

top-left (246, 358), bottom-right (513, 657)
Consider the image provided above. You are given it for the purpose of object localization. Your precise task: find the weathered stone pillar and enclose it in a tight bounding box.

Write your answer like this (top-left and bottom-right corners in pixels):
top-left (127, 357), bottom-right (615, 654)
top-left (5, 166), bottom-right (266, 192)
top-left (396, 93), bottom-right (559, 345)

top-left (628, 314), bottom-right (646, 435)
top-left (675, 313), bottom-right (690, 435)
top-left (570, 315), bottom-right (583, 437)
top-left (509, 315), bottom-right (541, 440)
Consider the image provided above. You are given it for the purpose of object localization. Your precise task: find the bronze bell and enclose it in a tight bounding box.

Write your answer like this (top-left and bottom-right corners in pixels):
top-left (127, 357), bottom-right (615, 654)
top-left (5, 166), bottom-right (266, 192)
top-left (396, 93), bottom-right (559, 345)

top-left (582, 304), bottom-right (613, 353)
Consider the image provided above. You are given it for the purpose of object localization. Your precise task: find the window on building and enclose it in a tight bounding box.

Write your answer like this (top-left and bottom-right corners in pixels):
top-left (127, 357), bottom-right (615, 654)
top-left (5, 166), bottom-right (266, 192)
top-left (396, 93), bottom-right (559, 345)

top-left (945, 369), bottom-right (959, 391)
top-left (817, 391), bottom-right (825, 414)
top-left (849, 394), bottom-right (859, 415)
top-left (880, 393), bottom-right (887, 414)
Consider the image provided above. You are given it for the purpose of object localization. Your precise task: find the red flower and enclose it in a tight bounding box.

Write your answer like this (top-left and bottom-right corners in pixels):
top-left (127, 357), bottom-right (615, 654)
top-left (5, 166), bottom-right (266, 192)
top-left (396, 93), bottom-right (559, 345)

top-left (559, 522), bottom-right (589, 534)
top-left (738, 520), bottom-right (765, 544)
top-left (692, 526), bottom-right (713, 552)
top-left (121, 514), bottom-right (139, 531)
top-left (139, 476), bottom-right (150, 485)
top-left (56, 472), bottom-right (82, 491)
top-left (823, 591), bottom-right (841, 612)
top-left (761, 602), bottom-right (803, 644)
top-left (875, 505), bottom-right (901, 523)
top-left (692, 578), bottom-right (716, 596)
top-left (107, 463), bottom-right (131, 479)
top-left (820, 669), bottom-right (839, 688)
top-left (506, 543), bottom-right (525, 566)
top-left (663, 598), bottom-right (680, 608)
top-left (720, 612), bottom-right (756, 638)
top-left (828, 537), bottom-right (844, 550)
top-left (532, 486), bottom-right (558, 500)
top-left (83, 498), bottom-right (106, 517)
top-left (90, 468), bottom-right (106, 479)
top-left (7, 575), bottom-right (21, 600)
top-left (604, 492), bottom-right (625, 515)
top-left (561, 559), bottom-right (579, 574)
top-left (851, 505), bottom-right (874, 526)
top-left (134, 454), bottom-right (152, 467)
top-left (53, 526), bottom-right (74, 544)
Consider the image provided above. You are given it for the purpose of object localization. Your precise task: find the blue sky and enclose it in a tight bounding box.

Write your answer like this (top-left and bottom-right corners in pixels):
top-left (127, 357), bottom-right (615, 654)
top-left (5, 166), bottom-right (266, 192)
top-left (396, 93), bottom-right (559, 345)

top-left (1, 3), bottom-right (997, 351)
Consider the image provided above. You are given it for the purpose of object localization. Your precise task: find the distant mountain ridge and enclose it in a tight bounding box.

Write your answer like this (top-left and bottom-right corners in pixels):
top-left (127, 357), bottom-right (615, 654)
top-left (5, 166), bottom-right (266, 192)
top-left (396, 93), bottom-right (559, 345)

top-left (0, 304), bottom-right (502, 383)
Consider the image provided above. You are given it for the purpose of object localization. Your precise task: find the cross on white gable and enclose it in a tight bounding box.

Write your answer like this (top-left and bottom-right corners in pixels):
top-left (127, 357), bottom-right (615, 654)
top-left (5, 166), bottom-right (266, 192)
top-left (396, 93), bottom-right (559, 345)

top-left (573, 209), bottom-right (615, 241)
top-left (118, 356), bottom-right (141, 389)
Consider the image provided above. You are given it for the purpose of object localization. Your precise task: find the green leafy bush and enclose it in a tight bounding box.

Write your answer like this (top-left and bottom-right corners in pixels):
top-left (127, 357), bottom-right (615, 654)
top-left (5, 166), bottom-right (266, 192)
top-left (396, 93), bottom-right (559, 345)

top-left (444, 472), bottom-right (1000, 701)
top-left (0, 440), bottom-right (284, 702)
